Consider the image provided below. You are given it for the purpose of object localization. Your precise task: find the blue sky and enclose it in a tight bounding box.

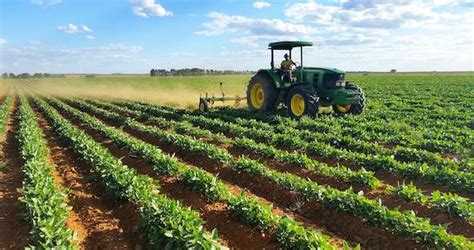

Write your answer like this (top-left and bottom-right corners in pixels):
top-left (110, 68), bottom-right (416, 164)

top-left (0, 0), bottom-right (473, 73)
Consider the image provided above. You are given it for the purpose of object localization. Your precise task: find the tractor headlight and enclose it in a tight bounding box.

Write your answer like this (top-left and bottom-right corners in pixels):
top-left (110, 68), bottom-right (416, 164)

top-left (335, 80), bottom-right (345, 87)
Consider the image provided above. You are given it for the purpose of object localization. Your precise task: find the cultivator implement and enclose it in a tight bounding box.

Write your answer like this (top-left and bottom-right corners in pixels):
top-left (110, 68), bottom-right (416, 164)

top-left (199, 82), bottom-right (245, 112)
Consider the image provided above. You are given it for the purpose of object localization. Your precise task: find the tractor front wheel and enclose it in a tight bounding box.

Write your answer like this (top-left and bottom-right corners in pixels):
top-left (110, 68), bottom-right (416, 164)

top-left (333, 83), bottom-right (366, 115)
top-left (333, 104), bottom-right (352, 114)
top-left (246, 74), bottom-right (278, 111)
top-left (347, 83), bottom-right (366, 114)
top-left (286, 85), bottom-right (318, 118)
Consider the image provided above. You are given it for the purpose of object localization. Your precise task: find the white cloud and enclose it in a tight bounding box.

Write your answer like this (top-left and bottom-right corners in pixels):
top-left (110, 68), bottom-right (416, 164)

top-left (57, 24), bottom-right (93, 34)
top-left (130, 0), bottom-right (173, 18)
top-left (433, 0), bottom-right (474, 7)
top-left (31, 0), bottom-right (62, 6)
top-left (230, 35), bottom-right (282, 47)
top-left (196, 12), bottom-right (315, 37)
top-left (85, 35), bottom-right (96, 40)
top-left (284, 2), bottom-right (338, 25)
top-left (0, 38), bottom-right (6, 45)
top-left (253, 1), bottom-right (271, 9)
top-left (322, 33), bottom-right (380, 46)
top-left (58, 24), bottom-right (79, 33)
top-left (81, 25), bottom-right (93, 32)
top-left (0, 44), bottom-right (146, 73)
top-left (285, 1), bottom-right (447, 29)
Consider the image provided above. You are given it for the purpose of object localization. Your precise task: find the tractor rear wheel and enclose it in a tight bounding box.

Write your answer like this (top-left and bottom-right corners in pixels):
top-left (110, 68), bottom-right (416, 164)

top-left (246, 74), bottom-right (278, 111)
top-left (286, 85), bottom-right (318, 118)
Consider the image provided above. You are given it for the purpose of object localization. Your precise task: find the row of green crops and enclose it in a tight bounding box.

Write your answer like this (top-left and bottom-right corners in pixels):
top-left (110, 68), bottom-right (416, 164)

top-left (117, 101), bottom-right (473, 194)
top-left (85, 99), bottom-right (474, 224)
top-left (0, 96), bottom-right (13, 137)
top-left (79, 99), bottom-right (380, 189)
top-left (394, 183), bottom-right (473, 222)
top-left (146, 97), bottom-right (471, 157)
top-left (50, 97), bottom-right (340, 249)
top-left (17, 96), bottom-right (76, 248)
top-left (180, 106), bottom-right (471, 179)
top-left (32, 97), bottom-right (222, 249)
top-left (211, 106), bottom-right (470, 156)
top-left (62, 98), bottom-right (473, 249)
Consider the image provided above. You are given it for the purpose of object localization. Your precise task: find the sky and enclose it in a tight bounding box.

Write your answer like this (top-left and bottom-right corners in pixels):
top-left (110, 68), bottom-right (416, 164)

top-left (0, 0), bottom-right (473, 73)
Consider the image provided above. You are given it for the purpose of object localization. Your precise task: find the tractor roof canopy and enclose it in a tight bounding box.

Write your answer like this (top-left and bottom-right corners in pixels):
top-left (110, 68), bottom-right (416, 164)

top-left (268, 41), bottom-right (313, 50)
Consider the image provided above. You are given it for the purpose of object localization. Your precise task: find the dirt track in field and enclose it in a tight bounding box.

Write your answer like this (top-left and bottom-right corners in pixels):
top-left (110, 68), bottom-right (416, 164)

top-left (33, 103), bottom-right (143, 249)
top-left (135, 130), bottom-right (424, 249)
top-left (68, 100), bottom-right (427, 250)
top-left (64, 99), bottom-right (358, 248)
top-left (50, 102), bottom-right (283, 249)
top-left (228, 146), bottom-right (474, 238)
top-left (0, 98), bottom-right (32, 248)
top-left (82, 98), bottom-right (474, 239)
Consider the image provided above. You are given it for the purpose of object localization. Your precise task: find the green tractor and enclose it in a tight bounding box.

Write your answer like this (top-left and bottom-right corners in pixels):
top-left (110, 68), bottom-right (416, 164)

top-left (199, 41), bottom-right (366, 118)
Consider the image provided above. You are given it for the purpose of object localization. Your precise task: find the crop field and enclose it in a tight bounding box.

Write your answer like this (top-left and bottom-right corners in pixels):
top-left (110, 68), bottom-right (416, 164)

top-left (0, 73), bottom-right (473, 249)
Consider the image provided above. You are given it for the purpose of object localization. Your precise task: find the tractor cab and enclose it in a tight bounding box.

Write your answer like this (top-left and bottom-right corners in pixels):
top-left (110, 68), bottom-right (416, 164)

top-left (268, 41), bottom-right (313, 85)
top-left (245, 41), bottom-right (366, 118)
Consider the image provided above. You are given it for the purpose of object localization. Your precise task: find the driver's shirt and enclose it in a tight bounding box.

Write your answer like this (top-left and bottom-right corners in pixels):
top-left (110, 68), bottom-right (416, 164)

top-left (281, 59), bottom-right (294, 70)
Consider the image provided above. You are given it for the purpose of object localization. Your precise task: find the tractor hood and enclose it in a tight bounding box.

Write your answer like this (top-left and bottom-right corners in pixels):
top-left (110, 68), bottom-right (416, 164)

top-left (302, 67), bottom-right (345, 74)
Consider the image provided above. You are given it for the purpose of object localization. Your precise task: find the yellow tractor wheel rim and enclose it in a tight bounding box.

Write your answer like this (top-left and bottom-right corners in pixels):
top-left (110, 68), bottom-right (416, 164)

top-left (290, 94), bottom-right (305, 116)
top-left (336, 104), bottom-right (351, 113)
top-left (250, 83), bottom-right (264, 109)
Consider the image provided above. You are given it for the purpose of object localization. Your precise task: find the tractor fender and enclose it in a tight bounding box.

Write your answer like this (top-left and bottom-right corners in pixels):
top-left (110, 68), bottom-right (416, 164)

top-left (256, 69), bottom-right (283, 88)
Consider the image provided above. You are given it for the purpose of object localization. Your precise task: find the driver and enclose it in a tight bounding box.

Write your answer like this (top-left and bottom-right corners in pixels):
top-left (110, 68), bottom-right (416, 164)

top-left (280, 53), bottom-right (296, 82)
top-left (281, 53), bottom-right (296, 70)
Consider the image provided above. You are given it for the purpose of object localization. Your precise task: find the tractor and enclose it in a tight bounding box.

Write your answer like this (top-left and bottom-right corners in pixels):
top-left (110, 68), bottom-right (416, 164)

top-left (199, 41), bottom-right (366, 118)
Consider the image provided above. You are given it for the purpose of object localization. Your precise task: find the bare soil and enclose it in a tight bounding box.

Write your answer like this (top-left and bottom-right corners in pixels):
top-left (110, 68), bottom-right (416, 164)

top-left (0, 98), bottom-right (32, 249)
top-left (77, 100), bottom-right (474, 246)
top-left (32, 102), bottom-right (143, 249)
top-left (163, 124), bottom-right (474, 238)
top-left (52, 104), bottom-right (283, 249)
top-left (366, 191), bottom-right (474, 238)
top-left (110, 101), bottom-right (473, 239)
top-left (74, 104), bottom-right (428, 249)
top-left (227, 145), bottom-right (367, 192)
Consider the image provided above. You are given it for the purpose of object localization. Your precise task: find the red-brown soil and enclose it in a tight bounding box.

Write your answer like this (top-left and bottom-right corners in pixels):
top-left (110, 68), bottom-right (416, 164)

top-left (367, 191), bottom-right (473, 238)
top-left (71, 103), bottom-right (428, 249)
top-left (33, 102), bottom-right (143, 249)
top-left (227, 145), bottom-right (367, 192)
top-left (102, 101), bottom-right (472, 239)
top-left (51, 103), bottom-right (284, 249)
top-left (85, 100), bottom-right (474, 239)
top-left (304, 149), bottom-right (474, 200)
top-left (0, 98), bottom-right (32, 249)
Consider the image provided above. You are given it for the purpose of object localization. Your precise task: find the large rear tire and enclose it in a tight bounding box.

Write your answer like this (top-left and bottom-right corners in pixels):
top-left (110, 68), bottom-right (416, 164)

top-left (286, 85), bottom-right (318, 119)
top-left (246, 73), bottom-right (278, 112)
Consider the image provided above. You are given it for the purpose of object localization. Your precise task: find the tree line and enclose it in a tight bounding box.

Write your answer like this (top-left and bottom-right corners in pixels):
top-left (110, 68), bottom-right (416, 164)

top-left (150, 68), bottom-right (254, 76)
top-left (1, 73), bottom-right (64, 79)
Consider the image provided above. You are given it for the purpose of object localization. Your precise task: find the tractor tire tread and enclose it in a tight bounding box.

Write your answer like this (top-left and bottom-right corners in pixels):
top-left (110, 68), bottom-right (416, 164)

top-left (246, 73), bottom-right (278, 112)
top-left (286, 85), bottom-right (319, 118)
top-left (347, 83), bottom-right (366, 114)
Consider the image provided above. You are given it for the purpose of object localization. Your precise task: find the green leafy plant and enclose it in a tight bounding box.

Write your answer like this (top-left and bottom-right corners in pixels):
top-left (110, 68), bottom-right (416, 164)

top-left (66, 98), bottom-right (473, 249)
top-left (17, 96), bottom-right (76, 248)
